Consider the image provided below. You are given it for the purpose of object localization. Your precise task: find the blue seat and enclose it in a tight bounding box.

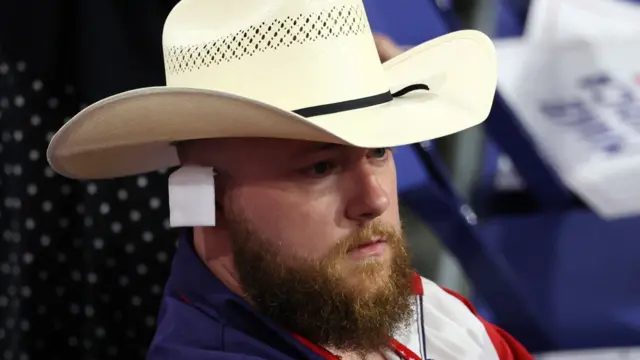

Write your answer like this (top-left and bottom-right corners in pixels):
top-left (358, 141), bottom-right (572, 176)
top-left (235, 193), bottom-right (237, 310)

top-left (480, 210), bottom-right (640, 350)
top-left (495, 0), bottom-right (530, 38)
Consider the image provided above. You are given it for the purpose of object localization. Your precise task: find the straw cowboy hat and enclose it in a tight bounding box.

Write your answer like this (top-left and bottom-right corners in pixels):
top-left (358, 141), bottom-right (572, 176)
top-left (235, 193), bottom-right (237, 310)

top-left (47, 0), bottom-right (497, 180)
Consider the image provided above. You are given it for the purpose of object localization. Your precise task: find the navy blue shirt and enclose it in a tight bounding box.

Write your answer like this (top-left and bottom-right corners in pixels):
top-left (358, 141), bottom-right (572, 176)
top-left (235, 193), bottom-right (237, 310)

top-left (147, 236), bottom-right (331, 359)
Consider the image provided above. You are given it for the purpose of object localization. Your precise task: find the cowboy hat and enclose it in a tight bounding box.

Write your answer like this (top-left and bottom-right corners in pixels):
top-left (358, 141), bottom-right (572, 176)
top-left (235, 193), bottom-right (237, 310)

top-left (47, 0), bottom-right (498, 180)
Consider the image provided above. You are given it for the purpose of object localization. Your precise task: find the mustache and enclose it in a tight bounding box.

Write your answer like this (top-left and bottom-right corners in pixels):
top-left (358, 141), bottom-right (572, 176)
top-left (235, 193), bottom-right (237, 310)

top-left (330, 222), bottom-right (403, 255)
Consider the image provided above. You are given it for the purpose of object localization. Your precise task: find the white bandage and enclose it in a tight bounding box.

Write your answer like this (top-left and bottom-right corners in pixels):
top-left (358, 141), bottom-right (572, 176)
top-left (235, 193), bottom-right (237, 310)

top-left (168, 166), bottom-right (216, 227)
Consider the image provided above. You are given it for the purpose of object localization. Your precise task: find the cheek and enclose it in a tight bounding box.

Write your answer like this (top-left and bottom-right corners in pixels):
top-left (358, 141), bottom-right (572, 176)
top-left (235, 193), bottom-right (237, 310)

top-left (380, 164), bottom-right (402, 227)
top-left (384, 192), bottom-right (402, 226)
top-left (232, 188), bottom-right (342, 259)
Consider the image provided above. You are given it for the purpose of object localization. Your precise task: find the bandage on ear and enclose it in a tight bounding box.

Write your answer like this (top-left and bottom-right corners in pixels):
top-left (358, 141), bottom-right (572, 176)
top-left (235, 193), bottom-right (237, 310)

top-left (168, 166), bottom-right (216, 227)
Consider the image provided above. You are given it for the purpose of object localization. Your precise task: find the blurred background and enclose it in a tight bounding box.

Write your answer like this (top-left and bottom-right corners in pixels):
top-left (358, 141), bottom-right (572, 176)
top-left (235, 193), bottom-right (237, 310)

top-left (1, 0), bottom-right (640, 359)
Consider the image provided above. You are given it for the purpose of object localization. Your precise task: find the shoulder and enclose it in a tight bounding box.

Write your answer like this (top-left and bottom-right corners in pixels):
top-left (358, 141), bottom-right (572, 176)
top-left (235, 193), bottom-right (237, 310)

top-left (147, 293), bottom-right (303, 360)
top-left (418, 276), bottom-right (533, 360)
top-left (147, 294), bottom-right (226, 359)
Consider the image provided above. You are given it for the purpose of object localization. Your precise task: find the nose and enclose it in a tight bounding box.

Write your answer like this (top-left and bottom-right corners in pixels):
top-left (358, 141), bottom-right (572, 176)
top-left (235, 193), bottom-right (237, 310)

top-left (345, 169), bottom-right (391, 223)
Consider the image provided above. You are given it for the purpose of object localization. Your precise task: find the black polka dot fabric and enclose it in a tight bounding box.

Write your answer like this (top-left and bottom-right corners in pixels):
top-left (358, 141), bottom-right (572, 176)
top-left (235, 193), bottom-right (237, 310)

top-left (0, 56), bottom-right (181, 359)
top-left (0, 2), bottom-right (183, 356)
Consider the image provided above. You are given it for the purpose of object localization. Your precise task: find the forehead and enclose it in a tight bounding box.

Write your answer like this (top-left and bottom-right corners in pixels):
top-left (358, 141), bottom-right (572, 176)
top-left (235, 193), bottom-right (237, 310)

top-left (178, 138), bottom-right (348, 168)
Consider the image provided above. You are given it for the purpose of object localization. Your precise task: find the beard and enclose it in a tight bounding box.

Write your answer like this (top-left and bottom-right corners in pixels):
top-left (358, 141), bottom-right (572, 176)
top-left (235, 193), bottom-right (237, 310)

top-left (226, 210), bottom-right (415, 355)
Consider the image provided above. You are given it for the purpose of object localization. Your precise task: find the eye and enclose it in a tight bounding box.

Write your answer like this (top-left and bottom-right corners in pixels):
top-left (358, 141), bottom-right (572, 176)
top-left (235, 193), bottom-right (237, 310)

top-left (304, 161), bottom-right (336, 177)
top-left (369, 147), bottom-right (390, 159)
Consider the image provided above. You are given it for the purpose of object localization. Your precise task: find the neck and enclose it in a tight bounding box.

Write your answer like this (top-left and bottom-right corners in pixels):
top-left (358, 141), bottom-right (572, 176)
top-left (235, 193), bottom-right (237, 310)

top-left (192, 227), bottom-right (244, 296)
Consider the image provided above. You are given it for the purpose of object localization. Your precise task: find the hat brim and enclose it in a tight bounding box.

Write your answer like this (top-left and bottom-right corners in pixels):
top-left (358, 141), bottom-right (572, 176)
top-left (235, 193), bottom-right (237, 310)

top-left (47, 30), bottom-right (497, 179)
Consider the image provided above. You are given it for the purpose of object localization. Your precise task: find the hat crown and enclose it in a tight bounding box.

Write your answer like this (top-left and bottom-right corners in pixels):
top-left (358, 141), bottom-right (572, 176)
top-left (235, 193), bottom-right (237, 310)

top-left (162, 0), bottom-right (389, 112)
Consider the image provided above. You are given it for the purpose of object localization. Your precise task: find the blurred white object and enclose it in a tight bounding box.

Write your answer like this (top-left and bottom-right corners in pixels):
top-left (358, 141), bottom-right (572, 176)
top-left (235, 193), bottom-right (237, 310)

top-left (168, 166), bottom-right (216, 227)
top-left (494, 154), bottom-right (526, 191)
top-left (525, 0), bottom-right (640, 41)
top-left (495, 37), bottom-right (640, 219)
top-left (535, 346), bottom-right (640, 359)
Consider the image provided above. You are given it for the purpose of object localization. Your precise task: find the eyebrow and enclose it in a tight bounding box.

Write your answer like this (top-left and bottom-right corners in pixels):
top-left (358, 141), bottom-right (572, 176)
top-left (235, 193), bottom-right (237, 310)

top-left (301, 143), bottom-right (341, 154)
top-left (287, 143), bottom-right (341, 161)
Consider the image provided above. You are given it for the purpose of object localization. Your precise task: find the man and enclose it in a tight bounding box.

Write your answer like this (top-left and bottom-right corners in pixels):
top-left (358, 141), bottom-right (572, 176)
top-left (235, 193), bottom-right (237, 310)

top-left (47, 0), bottom-right (532, 359)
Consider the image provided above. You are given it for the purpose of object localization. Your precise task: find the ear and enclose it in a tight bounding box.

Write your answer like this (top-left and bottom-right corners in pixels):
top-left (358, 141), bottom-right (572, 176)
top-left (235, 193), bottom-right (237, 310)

top-left (174, 140), bottom-right (190, 163)
top-left (212, 177), bottom-right (231, 229)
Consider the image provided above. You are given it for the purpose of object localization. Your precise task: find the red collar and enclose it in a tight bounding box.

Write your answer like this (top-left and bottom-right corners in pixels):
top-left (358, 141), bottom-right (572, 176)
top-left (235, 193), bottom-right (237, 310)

top-left (411, 272), bottom-right (424, 296)
top-left (292, 273), bottom-right (424, 360)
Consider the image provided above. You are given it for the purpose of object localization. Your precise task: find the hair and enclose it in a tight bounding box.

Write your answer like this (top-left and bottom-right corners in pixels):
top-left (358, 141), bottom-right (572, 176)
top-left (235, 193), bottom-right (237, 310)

top-left (173, 140), bottom-right (194, 164)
